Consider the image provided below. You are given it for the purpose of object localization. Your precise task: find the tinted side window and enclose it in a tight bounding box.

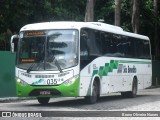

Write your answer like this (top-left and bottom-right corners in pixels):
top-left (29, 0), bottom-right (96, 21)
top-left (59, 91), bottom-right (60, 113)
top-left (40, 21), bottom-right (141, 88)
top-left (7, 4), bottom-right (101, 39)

top-left (134, 39), bottom-right (151, 59)
top-left (125, 37), bottom-right (136, 58)
top-left (80, 29), bottom-right (89, 59)
top-left (101, 33), bottom-right (126, 57)
top-left (95, 30), bottom-right (102, 55)
top-left (143, 40), bottom-right (151, 59)
top-left (101, 32), bottom-right (112, 55)
top-left (81, 28), bottom-right (151, 60)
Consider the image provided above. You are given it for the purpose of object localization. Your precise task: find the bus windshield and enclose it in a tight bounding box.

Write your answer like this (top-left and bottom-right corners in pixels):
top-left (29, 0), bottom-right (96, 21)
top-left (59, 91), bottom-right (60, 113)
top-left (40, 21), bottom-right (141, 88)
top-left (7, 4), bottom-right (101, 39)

top-left (17, 30), bottom-right (79, 71)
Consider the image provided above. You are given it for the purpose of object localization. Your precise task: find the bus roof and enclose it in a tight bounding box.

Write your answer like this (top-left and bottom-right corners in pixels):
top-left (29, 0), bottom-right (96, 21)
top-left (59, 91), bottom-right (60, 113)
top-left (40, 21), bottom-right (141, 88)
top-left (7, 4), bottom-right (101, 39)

top-left (20, 21), bottom-right (149, 40)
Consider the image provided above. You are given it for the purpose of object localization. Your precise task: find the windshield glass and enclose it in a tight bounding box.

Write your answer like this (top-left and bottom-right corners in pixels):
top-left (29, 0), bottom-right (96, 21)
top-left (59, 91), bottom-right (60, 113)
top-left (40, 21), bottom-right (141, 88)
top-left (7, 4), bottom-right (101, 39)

top-left (17, 30), bottom-right (79, 71)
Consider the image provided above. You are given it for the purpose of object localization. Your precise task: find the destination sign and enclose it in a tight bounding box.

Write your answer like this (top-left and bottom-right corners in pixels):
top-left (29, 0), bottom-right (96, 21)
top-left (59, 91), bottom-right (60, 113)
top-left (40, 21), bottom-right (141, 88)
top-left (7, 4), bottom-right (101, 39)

top-left (25, 31), bottom-right (45, 36)
top-left (21, 59), bottom-right (35, 62)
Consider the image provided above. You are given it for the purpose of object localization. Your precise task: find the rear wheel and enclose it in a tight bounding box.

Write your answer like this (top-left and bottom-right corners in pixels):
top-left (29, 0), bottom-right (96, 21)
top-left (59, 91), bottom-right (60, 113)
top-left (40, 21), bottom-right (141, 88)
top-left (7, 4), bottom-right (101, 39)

top-left (121, 78), bottom-right (137, 98)
top-left (85, 81), bottom-right (99, 104)
top-left (37, 97), bottom-right (50, 104)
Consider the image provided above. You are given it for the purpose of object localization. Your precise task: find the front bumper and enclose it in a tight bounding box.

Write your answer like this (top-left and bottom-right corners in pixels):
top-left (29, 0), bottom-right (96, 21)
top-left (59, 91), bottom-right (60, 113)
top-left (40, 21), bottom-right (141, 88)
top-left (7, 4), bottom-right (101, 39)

top-left (16, 77), bottom-right (80, 97)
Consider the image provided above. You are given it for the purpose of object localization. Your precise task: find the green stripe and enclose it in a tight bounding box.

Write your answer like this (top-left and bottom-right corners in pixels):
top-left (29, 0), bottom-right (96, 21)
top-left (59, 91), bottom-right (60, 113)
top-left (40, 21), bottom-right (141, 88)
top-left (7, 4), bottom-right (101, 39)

top-left (87, 60), bottom-right (119, 96)
top-left (86, 59), bottom-right (151, 96)
top-left (119, 60), bottom-right (151, 64)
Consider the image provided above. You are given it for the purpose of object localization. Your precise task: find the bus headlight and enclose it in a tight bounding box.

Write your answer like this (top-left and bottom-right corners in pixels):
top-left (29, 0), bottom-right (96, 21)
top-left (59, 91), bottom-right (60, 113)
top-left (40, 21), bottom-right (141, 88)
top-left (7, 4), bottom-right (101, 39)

top-left (63, 75), bottom-right (79, 86)
top-left (17, 78), bottom-right (28, 86)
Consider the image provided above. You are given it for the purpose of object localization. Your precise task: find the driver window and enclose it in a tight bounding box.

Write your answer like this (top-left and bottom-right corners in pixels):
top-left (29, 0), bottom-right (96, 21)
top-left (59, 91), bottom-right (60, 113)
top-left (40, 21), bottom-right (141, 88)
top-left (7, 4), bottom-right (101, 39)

top-left (80, 30), bottom-right (89, 59)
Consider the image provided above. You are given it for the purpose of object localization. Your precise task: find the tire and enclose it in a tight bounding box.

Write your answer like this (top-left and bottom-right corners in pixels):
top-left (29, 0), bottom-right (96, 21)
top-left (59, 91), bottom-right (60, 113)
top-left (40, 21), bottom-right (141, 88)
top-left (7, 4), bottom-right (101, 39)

top-left (85, 81), bottom-right (98, 104)
top-left (129, 78), bottom-right (138, 98)
top-left (37, 97), bottom-right (50, 104)
top-left (121, 78), bottom-right (137, 98)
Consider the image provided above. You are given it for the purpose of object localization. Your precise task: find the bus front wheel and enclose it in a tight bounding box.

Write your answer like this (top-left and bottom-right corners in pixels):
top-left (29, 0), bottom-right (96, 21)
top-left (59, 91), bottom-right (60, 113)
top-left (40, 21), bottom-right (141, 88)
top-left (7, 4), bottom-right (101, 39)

top-left (85, 81), bottom-right (98, 104)
top-left (37, 97), bottom-right (50, 104)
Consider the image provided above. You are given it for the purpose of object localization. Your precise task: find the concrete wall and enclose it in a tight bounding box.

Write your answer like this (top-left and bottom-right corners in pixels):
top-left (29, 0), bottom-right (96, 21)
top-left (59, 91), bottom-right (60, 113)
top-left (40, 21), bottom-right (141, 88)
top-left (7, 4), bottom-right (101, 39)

top-left (0, 51), bottom-right (16, 97)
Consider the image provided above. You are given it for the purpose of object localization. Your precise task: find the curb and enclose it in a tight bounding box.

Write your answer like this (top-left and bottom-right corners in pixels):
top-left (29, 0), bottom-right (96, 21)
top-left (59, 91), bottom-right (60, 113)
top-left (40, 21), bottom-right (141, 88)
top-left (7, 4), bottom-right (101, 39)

top-left (0, 97), bottom-right (35, 103)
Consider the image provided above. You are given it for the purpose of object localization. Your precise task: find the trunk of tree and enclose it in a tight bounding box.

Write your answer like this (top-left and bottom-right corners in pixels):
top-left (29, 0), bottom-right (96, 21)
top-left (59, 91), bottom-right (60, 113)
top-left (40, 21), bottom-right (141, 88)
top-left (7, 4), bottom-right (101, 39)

top-left (115, 0), bottom-right (121, 26)
top-left (85, 0), bottom-right (94, 22)
top-left (154, 0), bottom-right (159, 59)
top-left (131, 0), bottom-right (139, 33)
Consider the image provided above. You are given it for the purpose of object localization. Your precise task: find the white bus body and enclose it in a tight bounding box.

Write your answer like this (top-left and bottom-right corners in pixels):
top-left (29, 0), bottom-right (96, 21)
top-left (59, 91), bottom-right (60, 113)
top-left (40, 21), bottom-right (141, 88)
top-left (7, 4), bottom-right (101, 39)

top-left (12, 22), bottom-right (152, 104)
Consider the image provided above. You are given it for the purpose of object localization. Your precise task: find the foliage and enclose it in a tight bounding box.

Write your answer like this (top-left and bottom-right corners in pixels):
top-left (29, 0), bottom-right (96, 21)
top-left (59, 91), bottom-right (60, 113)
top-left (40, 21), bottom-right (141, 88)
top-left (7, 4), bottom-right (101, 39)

top-left (0, 0), bottom-right (159, 58)
top-left (95, 0), bottom-right (115, 24)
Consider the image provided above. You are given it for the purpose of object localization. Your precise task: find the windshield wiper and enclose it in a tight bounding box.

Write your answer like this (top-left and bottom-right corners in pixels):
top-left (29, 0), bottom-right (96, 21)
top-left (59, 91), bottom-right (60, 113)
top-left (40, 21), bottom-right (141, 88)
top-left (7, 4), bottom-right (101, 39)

top-left (46, 33), bottom-right (63, 73)
top-left (27, 63), bottom-right (36, 73)
top-left (55, 58), bottom-right (63, 73)
top-left (49, 54), bottom-right (63, 73)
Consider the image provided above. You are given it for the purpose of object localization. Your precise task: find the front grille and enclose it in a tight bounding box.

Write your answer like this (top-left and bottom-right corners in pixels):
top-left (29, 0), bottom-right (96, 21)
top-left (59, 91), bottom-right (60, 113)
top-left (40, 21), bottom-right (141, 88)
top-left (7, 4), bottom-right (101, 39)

top-left (29, 89), bottom-right (61, 96)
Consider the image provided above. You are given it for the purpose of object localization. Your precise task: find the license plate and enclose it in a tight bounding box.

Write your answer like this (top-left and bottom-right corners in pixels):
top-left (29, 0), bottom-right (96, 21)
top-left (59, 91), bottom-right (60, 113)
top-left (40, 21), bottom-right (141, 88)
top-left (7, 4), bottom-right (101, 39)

top-left (40, 91), bottom-right (51, 95)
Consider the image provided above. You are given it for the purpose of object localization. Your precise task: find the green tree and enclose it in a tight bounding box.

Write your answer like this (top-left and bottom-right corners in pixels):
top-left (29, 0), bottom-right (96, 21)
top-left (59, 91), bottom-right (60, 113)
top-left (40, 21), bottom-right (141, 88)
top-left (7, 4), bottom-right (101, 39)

top-left (0, 0), bottom-right (159, 58)
top-left (94, 0), bottom-right (114, 24)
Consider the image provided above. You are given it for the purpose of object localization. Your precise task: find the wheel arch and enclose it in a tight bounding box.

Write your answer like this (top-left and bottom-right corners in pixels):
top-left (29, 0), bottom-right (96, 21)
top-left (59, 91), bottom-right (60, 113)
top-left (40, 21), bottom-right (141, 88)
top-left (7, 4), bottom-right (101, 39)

top-left (91, 75), bottom-right (101, 96)
top-left (85, 75), bottom-right (101, 104)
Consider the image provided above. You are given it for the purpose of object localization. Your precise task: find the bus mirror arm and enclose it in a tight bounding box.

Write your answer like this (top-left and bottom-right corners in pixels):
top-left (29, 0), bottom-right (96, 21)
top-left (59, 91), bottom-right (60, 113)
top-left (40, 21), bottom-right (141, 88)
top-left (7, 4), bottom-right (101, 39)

top-left (10, 34), bottom-right (19, 53)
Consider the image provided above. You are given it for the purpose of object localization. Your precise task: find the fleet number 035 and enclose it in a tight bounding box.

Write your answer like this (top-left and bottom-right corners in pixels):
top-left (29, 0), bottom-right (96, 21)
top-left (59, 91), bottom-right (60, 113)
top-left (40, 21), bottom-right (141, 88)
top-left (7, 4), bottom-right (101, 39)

top-left (47, 79), bottom-right (57, 85)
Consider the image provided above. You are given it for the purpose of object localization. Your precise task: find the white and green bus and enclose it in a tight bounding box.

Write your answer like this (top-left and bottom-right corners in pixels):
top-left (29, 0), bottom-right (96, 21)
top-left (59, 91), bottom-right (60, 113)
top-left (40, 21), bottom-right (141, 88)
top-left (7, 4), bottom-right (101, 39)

top-left (11, 22), bottom-right (152, 104)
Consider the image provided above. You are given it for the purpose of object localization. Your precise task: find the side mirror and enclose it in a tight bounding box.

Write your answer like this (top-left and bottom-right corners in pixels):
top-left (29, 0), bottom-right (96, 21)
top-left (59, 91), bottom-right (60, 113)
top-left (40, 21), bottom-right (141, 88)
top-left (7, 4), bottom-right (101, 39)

top-left (10, 35), bottom-right (19, 53)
